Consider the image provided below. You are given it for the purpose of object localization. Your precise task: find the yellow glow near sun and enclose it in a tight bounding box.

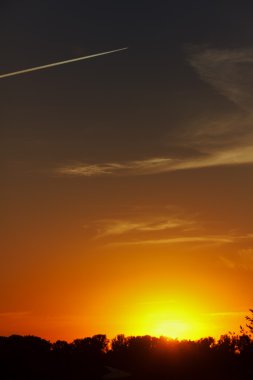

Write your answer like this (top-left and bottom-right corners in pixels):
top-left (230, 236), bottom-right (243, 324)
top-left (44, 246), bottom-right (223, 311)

top-left (101, 289), bottom-right (232, 341)
top-left (150, 319), bottom-right (190, 339)
top-left (117, 295), bottom-right (211, 341)
top-left (139, 309), bottom-right (200, 340)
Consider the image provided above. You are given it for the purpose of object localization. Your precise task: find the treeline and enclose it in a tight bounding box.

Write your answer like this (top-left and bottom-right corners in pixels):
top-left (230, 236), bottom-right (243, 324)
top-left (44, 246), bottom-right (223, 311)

top-left (0, 334), bottom-right (107, 380)
top-left (0, 332), bottom-right (253, 379)
top-left (109, 333), bottom-right (253, 379)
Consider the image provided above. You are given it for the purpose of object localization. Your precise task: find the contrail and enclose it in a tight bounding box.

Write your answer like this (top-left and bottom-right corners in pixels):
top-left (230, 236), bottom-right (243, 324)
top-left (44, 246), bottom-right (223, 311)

top-left (0, 47), bottom-right (128, 79)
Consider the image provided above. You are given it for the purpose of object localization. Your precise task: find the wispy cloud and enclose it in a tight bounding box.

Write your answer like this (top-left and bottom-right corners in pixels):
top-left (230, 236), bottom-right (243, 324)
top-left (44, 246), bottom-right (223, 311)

top-left (57, 144), bottom-right (253, 177)
top-left (109, 235), bottom-right (235, 247)
top-left (90, 213), bottom-right (244, 248)
top-left (103, 232), bottom-right (253, 248)
top-left (57, 47), bottom-right (253, 177)
top-left (57, 158), bottom-right (174, 177)
top-left (219, 256), bottom-right (237, 270)
top-left (0, 311), bottom-right (30, 319)
top-left (94, 217), bottom-right (195, 238)
top-left (220, 247), bottom-right (253, 271)
top-left (189, 47), bottom-right (253, 110)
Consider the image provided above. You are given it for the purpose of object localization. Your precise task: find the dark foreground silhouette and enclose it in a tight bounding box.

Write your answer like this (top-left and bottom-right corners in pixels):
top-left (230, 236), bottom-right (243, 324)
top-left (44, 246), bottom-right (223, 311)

top-left (1, 310), bottom-right (253, 380)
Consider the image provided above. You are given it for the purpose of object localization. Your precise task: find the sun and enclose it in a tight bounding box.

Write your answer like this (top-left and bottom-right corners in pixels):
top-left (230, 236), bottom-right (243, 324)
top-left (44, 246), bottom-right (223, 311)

top-left (109, 293), bottom-right (216, 341)
top-left (126, 300), bottom-right (206, 340)
top-left (151, 319), bottom-right (190, 339)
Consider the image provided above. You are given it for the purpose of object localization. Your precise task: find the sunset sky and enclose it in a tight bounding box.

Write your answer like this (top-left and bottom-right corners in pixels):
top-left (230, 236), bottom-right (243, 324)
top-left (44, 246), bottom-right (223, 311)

top-left (1, 1), bottom-right (253, 341)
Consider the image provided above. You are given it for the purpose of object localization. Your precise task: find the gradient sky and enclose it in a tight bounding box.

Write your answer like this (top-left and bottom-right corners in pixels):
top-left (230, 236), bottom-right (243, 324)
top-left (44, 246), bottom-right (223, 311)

top-left (1, 1), bottom-right (253, 341)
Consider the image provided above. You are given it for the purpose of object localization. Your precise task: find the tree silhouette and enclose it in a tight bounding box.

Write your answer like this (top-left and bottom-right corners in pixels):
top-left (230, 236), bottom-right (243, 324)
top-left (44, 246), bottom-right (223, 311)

top-left (245, 309), bottom-right (253, 335)
top-left (0, 325), bottom-right (253, 380)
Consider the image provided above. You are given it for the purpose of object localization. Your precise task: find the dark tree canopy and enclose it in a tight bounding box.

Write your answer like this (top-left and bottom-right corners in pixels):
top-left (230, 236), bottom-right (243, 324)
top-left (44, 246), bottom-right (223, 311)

top-left (0, 314), bottom-right (253, 380)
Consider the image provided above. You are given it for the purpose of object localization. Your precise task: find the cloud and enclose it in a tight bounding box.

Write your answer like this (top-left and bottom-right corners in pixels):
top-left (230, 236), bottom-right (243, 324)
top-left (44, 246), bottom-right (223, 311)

top-left (219, 256), bottom-right (237, 270)
top-left (105, 232), bottom-right (253, 248)
top-left (220, 247), bottom-right (253, 271)
top-left (57, 144), bottom-right (253, 177)
top-left (57, 158), bottom-right (174, 177)
top-left (90, 213), bottom-right (253, 249)
top-left (0, 311), bottom-right (30, 319)
top-left (109, 235), bottom-right (235, 247)
top-left (189, 47), bottom-right (253, 110)
top-left (57, 47), bottom-right (253, 177)
top-left (91, 213), bottom-right (238, 248)
top-left (94, 217), bottom-right (195, 238)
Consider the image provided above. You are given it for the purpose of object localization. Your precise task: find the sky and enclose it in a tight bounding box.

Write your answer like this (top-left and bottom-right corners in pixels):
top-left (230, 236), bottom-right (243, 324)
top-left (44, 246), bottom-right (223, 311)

top-left (1, 0), bottom-right (253, 341)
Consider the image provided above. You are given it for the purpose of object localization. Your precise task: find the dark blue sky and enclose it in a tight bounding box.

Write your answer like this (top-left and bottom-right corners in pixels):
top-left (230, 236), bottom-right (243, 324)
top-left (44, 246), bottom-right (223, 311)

top-left (2, 1), bottom-right (250, 164)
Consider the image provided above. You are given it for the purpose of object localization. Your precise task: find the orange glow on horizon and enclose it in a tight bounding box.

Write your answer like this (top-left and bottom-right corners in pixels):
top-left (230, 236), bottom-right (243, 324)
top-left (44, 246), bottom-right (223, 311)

top-left (1, 193), bottom-right (251, 342)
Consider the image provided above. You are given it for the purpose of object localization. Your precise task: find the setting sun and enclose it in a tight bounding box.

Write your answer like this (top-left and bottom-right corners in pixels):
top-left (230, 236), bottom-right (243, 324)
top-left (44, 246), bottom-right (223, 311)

top-left (130, 306), bottom-right (210, 341)
top-left (149, 320), bottom-right (189, 339)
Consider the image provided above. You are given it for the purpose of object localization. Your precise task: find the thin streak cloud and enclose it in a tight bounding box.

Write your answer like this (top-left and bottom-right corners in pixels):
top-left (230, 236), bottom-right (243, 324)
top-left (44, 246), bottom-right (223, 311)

top-left (57, 145), bottom-right (253, 177)
top-left (94, 217), bottom-right (195, 238)
top-left (0, 47), bottom-right (128, 79)
top-left (0, 311), bottom-right (30, 319)
top-left (107, 233), bottom-right (253, 248)
top-left (109, 235), bottom-right (235, 247)
top-left (58, 158), bottom-right (174, 177)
